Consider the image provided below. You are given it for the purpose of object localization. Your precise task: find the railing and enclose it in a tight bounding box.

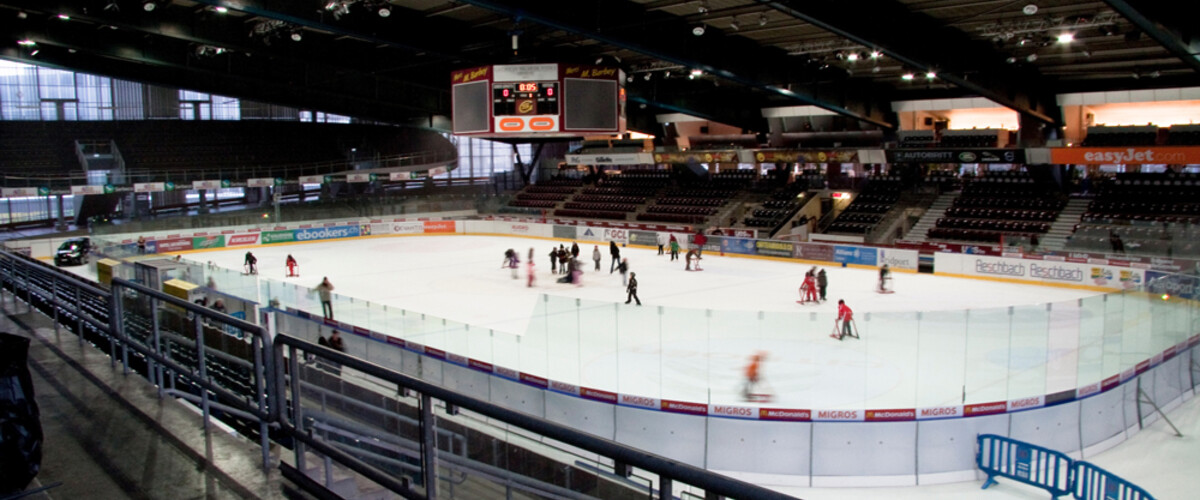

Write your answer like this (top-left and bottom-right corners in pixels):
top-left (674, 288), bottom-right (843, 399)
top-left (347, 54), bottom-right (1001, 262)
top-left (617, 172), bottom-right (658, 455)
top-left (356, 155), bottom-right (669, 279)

top-left (0, 148), bottom-right (458, 190)
top-left (0, 249), bottom-right (796, 500)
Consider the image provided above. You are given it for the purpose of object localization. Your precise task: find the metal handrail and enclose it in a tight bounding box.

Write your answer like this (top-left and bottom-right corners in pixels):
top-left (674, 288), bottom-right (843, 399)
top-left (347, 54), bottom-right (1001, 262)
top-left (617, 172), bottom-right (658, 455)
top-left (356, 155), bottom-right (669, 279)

top-left (274, 335), bottom-right (798, 500)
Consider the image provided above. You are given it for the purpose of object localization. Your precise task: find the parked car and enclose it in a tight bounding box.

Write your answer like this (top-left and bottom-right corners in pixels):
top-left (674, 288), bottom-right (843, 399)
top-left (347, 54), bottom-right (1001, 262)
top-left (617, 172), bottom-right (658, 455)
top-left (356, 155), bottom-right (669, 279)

top-left (54, 237), bottom-right (91, 266)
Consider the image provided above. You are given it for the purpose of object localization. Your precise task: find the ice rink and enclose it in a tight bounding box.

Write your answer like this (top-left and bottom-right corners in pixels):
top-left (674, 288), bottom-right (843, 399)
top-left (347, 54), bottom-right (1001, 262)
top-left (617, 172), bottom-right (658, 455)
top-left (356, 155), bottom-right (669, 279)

top-left (172, 234), bottom-right (1107, 410)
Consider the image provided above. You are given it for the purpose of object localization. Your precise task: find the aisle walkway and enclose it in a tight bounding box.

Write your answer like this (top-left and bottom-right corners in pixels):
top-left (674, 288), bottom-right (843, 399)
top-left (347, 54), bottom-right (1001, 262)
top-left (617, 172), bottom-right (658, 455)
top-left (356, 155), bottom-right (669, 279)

top-left (2, 293), bottom-right (283, 500)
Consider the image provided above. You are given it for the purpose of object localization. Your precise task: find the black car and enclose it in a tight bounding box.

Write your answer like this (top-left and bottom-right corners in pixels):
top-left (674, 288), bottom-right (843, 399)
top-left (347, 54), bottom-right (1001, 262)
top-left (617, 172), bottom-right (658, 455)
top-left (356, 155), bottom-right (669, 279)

top-left (54, 238), bottom-right (91, 266)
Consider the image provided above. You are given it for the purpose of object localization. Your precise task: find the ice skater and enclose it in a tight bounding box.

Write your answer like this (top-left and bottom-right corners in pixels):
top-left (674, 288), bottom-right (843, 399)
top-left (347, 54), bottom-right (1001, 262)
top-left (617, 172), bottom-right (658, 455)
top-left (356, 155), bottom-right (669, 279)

top-left (669, 234), bottom-right (680, 261)
top-left (618, 258), bottom-right (630, 285)
top-left (817, 268), bottom-right (827, 301)
top-left (526, 248), bottom-right (536, 287)
top-left (549, 247), bottom-right (558, 274)
top-left (244, 251), bottom-right (258, 275)
top-left (624, 272), bottom-right (641, 305)
top-left (693, 230), bottom-right (708, 258)
top-left (609, 240), bottom-right (621, 273)
top-left (832, 299), bottom-right (858, 340)
top-left (799, 270), bottom-right (818, 304)
top-left (877, 264), bottom-right (893, 293)
top-left (592, 245), bottom-right (602, 271)
top-left (503, 248), bottom-right (520, 279)
top-left (685, 249), bottom-right (702, 271)
top-left (657, 232), bottom-right (667, 255)
top-left (286, 254), bottom-right (299, 277)
top-left (742, 352), bottom-right (771, 402)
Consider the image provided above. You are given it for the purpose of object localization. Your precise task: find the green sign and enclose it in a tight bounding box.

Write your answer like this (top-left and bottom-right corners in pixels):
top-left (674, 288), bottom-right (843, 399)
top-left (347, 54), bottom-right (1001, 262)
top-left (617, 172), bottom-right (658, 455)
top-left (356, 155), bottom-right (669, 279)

top-left (192, 235), bottom-right (226, 249)
top-left (261, 230), bottom-right (296, 244)
top-left (104, 184), bottom-right (115, 194)
top-left (165, 181), bottom-right (176, 191)
top-left (274, 178), bottom-right (284, 186)
top-left (37, 186), bottom-right (49, 196)
top-left (221, 179), bottom-right (231, 188)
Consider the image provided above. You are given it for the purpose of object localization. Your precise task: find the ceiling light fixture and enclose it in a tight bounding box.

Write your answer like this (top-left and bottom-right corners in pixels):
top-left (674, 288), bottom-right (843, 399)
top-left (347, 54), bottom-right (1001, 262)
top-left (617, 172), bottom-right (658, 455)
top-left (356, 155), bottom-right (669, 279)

top-left (214, 6), bottom-right (228, 13)
top-left (56, 14), bottom-right (70, 20)
top-left (16, 39), bottom-right (36, 46)
top-left (846, 52), bottom-right (859, 62)
top-left (142, 1), bottom-right (157, 12)
top-left (901, 73), bottom-right (914, 81)
top-left (291, 31), bottom-right (303, 42)
top-left (1026, 53), bottom-right (1038, 62)
top-left (870, 50), bottom-right (881, 59)
top-left (729, 20), bottom-right (739, 31)
top-left (925, 71), bottom-right (937, 79)
top-left (692, 25), bottom-right (705, 36)
top-left (1056, 33), bottom-right (1074, 43)
top-left (378, 5), bottom-right (391, 17)
top-left (1022, 4), bottom-right (1038, 15)
top-left (643, 73), bottom-right (651, 81)
top-left (698, 1), bottom-right (709, 14)
top-left (690, 69), bottom-right (703, 77)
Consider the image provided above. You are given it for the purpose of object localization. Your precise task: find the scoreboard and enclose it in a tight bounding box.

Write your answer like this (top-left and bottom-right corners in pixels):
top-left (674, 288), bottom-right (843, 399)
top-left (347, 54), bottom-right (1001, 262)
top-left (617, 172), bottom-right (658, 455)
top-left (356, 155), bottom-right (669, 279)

top-left (451, 63), bottom-right (625, 137)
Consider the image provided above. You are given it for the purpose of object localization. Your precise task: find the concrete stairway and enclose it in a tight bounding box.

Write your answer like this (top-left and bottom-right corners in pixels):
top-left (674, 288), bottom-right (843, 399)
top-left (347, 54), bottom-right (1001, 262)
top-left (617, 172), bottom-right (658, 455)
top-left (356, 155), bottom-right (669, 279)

top-left (1040, 198), bottom-right (1090, 251)
top-left (901, 191), bottom-right (958, 242)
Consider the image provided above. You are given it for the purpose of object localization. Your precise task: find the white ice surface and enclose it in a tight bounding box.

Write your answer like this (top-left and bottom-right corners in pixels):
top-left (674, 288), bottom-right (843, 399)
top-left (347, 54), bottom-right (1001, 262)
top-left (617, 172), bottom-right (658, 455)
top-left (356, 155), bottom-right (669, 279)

top-left (64, 233), bottom-right (1198, 498)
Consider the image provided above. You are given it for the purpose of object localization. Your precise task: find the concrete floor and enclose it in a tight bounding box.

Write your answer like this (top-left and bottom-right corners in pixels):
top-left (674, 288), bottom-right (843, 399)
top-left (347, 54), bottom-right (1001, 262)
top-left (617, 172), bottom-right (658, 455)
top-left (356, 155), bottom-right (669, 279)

top-left (2, 293), bottom-right (283, 500)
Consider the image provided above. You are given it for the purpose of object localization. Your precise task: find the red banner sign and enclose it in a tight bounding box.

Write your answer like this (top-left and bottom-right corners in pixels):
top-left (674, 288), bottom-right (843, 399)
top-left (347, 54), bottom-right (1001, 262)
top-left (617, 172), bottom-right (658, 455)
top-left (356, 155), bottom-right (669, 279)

top-left (1049, 146), bottom-right (1200, 165)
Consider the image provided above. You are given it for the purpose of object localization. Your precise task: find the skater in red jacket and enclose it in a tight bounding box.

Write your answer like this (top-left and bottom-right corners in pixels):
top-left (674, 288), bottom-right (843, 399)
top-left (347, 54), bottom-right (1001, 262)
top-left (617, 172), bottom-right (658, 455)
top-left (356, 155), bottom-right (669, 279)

top-left (833, 299), bottom-right (855, 340)
top-left (800, 271), bottom-right (818, 303)
top-left (286, 254), bottom-right (299, 277)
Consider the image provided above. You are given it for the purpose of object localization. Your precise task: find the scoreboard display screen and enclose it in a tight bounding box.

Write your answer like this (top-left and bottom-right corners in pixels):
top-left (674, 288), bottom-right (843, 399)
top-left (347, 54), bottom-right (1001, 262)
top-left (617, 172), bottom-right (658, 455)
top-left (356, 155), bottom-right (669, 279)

top-left (493, 82), bottom-right (558, 116)
top-left (451, 63), bottom-right (624, 136)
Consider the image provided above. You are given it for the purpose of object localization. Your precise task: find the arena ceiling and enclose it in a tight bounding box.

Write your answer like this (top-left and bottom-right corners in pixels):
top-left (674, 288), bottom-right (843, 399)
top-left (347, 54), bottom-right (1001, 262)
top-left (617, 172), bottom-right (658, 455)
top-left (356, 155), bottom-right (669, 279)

top-left (0, 0), bottom-right (1196, 135)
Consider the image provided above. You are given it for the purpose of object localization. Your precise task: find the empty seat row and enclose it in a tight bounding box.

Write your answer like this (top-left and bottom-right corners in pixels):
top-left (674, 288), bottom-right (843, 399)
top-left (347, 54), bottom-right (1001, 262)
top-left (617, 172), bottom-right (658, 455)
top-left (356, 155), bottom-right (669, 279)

top-left (516, 193), bottom-right (568, 201)
top-left (945, 207), bottom-right (1057, 221)
top-left (581, 187), bottom-right (659, 197)
top-left (928, 228), bottom-right (1037, 245)
top-left (953, 196), bottom-right (1065, 211)
top-left (554, 209), bottom-right (628, 221)
top-left (525, 185), bottom-right (579, 194)
top-left (571, 194), bottom-right (645, 204)
top-left (656, 197), bottom-right (725, 207)
top-left (646, 205), bottom-right (718, 216)
top-left (563, 202), bottom-right (638, 213)
top-left (936, 217), bottom-right (1049, 233)
top-left (509, 200), bottom-right (557, 208)
top-left (636, 213), bottom-right (708, 224)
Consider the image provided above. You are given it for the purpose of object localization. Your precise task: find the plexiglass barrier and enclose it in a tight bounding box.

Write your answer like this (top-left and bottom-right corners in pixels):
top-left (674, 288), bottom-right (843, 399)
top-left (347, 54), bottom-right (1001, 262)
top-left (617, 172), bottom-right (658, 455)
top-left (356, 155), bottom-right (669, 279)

top-left (245, 266), bottom-right (1200, 411)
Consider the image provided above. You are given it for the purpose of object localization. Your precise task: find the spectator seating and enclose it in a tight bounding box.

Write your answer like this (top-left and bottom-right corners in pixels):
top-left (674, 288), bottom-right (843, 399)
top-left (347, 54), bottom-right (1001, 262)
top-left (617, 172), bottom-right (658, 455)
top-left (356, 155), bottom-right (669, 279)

top-left (827, 175), bottom-right (902, 234)
top-left (1081, 126), bottom-right (1158, 146)
top-left (1165, 125), bottom-right (1200, 145)
top-left (554, 209), bottom-right (628, 221)
top-left (926, 171), bottom-right (1064, 244)
top-left (563, 202), bottom-right (638, 213)
top-left (897, 131), bottom-right (936, 148)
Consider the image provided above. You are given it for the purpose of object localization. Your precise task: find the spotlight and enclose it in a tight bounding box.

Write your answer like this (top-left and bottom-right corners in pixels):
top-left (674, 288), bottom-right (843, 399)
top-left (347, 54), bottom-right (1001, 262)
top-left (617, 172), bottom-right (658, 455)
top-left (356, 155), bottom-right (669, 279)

top-left (29, 49), bottom-right (38, 56)
top-left (1006, 56), bottom-right (1017, 64)
top-left (729, 20), bottom-right (739, 31)
top-left (214, 6), bottom-right (228, 14)
top-left (870, 50), bottom-right (881, 59)
top-left (17, 39), bottom-right (36, 46)
top-left (692, 25), bottom-right (705, 36)
top-left (1022, 4), bottom-right (1038, 15)
top-left (835, 51), bottom-right (845, 61)
top-left (17, 11), bottom-right (27, 19)
top-left (142, 1), bottom-right (157, 12)
top-left (690, 69), bottom-right (703, 77)
top-left (1149, 70), bottom-right (1161, 78)
top-left (758, 13), bottom-right (768, 26)
top-left (290, 31), bottom-right (303, 42)
top-left (56, 14), bottom-right (70, 20)
top-left (871, 66), bottom-right (881, 73)
top-left (378, 7), bottom-right (391, 17)
top-left (901, 73), bottom-right (914, 81)
top-left (1056, 33), bottom-right (1074, 44)
top-left (698, 1), bottom-right (709, 14)
top-left (325, 1), bottom-right (338, 10)
top-left (643, 73), bottom-right (651, 81)
top-left (846, 52), bottom-right (859, 62)
top-left (1026, 53), bottom-right (1038, 62)
top-left (925, 71), bottom-right (937, 79)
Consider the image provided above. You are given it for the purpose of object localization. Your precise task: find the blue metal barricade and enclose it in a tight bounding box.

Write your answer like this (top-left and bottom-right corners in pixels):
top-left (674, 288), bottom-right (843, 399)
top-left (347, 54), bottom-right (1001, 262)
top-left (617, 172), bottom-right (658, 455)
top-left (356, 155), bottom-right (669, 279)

top-left (1073, 461), bottom-right (1155, 500)
top-left (977, 434), bottom-right (1074, 498)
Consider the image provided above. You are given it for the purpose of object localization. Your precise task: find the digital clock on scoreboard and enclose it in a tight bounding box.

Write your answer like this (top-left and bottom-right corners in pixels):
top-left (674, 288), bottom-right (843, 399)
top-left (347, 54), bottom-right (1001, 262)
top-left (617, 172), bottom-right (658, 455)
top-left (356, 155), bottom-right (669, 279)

top-left (517, 82), bottom-right (539, 93)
